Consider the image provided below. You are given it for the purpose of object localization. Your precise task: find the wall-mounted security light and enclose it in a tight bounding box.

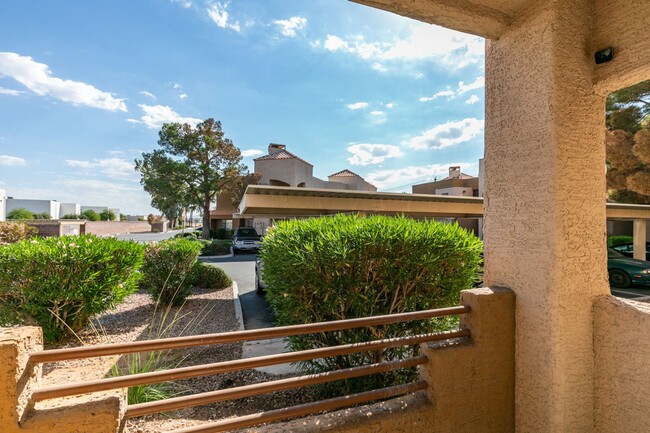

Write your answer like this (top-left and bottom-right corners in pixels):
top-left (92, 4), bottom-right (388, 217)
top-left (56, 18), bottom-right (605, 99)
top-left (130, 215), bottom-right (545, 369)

top-left (595, 47), bottom-right (614, 64)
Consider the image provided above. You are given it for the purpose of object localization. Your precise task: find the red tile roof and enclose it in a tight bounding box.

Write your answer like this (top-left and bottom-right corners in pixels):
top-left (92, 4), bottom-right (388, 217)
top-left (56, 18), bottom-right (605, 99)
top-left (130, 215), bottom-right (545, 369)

top-left (329, 169), bottom-right (361, 178)
top-left (254, 150), bottom-right (313, 166)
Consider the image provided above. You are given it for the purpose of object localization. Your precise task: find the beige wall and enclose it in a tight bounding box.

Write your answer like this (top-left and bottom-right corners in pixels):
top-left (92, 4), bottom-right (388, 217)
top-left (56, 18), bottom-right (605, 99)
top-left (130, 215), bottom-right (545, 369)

top-left (85, 221), bottom-right (151, 236)
top-left (255, 158), bottom-right (314, 187)
top-left (594, 296), bottom-right (650, 433)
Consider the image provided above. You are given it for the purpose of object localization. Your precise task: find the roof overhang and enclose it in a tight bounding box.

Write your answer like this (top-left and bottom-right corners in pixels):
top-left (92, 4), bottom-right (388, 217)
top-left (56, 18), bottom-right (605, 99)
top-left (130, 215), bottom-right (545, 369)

top-left (239, 185), bottom-right (650, 221)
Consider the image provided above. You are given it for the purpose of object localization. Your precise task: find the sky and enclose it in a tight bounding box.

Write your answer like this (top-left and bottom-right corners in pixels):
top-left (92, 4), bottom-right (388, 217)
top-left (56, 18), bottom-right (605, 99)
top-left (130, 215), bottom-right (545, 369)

top-left (0, 0), bottom-right (485, 215)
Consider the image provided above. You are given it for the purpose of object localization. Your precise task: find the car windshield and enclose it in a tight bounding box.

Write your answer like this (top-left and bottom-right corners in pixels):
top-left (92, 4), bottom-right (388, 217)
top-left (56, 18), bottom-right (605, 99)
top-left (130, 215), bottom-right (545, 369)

top-left (237, 228), bottom-right (258, 237)
top-left (607, 248), bottom-right (625, 258)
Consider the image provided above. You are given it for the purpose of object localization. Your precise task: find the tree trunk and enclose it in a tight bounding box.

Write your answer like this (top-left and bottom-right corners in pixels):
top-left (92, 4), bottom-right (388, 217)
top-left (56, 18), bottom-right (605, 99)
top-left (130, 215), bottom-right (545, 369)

top-left (202, 195), bottom-right (211, 239)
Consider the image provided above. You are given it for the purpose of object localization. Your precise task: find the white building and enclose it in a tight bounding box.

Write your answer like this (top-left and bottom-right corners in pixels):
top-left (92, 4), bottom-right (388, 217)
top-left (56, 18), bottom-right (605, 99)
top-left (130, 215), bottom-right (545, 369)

top-left (6, 198), bottom-right (60, 219)
top-left (59, 203), bottom-right (81, 217)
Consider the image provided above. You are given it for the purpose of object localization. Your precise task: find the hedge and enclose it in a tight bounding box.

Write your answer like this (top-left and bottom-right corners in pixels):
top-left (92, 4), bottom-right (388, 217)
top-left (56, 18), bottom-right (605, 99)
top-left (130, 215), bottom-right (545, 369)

top-left (0, 221), bottom-right (37, 244)
top-left (192, 262), bottom-right (232, 289)
top-left (260, 214), bottom-right (482, 394)
top-left (141, 238), bottom-right (203, 306)
top-left (608, 235), bottom-right (634, 247)
top-left (0, 235), bottom-right (144, 342)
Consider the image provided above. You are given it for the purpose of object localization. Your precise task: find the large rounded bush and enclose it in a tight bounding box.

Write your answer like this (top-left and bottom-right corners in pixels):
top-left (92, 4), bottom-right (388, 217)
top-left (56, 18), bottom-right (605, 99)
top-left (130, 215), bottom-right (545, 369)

top-left (0, 235), bottom-right (144, 342)
top-left (260, 214), bottom-right (482, 394)
top-left (141, 238), bottom-right (203, 306)
top-left (192, 262), bottom-right (232, 289)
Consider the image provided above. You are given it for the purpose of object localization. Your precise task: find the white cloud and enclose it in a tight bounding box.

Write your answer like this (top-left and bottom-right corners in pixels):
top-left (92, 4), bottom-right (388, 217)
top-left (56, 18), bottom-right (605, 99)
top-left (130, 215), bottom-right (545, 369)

top-left (466, 95), bottom-right (480, 105)
top-left (457, 76), bottom-right (485, 94)
top-left (0, 155), bottom-right (27, 166)
top-left (419, 76), bottom-right (484, 102)
top-left (322, 23), bottom-right (483, 70)
top-left (346, 143), bottom-right (403, 166)
top-left (274, 16), bottom-right (307, 38)
top-left (0, 87), bottom-right (24, 96)
top-left (370, 110), bottom-right (384, 116)
top-left (371, 62), bottom-right (387, 72)
top-left (206, 2), bottom-right (240, 32)
top-left (171, 0), bottom-right (192, 8)
top-left (385, 103), bottom-right (394, 109)
top-left (419, 89), bottom-right (455, 102)
top-left (172, 83), bottom-right (182, 90)
top-left (132, 104), bottom-right (201, 129)
top-left (139, 90), bottom-right (156, 100)
top-left (366, 162), bottom-right (476, 190)
top-left (65, 157), bottom-right (137, 181)
top-left (241, 149), bottom-right (264, 157)
top-left (404, 118), bottom-right (484, 150)
top-left (0, 52), bottom-right (127, 111)
top-left (347, 102), bottom-right (369, 110)
top-left (179, 93), bottom-right (188, 99)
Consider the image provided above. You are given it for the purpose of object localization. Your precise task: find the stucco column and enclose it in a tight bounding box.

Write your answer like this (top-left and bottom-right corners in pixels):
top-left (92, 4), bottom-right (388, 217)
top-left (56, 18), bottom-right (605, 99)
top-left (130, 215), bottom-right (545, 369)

top-left (633, 219), bottom-right (647, 261)
top-left (483, 1), bottom-right (609, 432)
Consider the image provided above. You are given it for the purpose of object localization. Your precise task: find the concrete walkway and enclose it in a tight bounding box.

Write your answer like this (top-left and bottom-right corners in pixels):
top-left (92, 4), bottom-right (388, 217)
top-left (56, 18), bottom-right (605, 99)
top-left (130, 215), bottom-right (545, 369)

top-left (201, 254), bottom-right (297, 375)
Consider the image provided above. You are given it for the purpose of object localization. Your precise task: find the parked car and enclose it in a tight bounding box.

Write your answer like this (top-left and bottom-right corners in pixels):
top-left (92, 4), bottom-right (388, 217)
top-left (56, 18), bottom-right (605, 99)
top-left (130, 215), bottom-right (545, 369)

top-left (610, 242), bottom-right (650, 261)
top-left (255, 256), bottom-right (266, 294)
top-left (232, 227), bottom-right (261, 254)
top-left (608, 248), bottom-right (650, 288)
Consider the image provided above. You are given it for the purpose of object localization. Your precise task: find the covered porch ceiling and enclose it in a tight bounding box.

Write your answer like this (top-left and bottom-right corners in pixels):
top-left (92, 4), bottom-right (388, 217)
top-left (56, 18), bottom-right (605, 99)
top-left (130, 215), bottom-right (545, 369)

top-left (238, 185), bottom-right (650, 221)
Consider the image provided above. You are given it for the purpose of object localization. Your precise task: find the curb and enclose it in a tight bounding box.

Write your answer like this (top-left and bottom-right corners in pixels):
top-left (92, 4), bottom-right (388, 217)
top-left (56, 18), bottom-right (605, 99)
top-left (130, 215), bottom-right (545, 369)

top-left (231, 281), bottom-right (245, 331)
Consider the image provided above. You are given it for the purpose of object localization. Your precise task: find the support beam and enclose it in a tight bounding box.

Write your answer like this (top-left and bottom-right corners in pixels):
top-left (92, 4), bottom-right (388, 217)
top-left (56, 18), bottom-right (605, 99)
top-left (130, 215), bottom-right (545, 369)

top-left (633, 219), bottom-right (648, 261)
top-left (352, 0), bottom-right (511, 39)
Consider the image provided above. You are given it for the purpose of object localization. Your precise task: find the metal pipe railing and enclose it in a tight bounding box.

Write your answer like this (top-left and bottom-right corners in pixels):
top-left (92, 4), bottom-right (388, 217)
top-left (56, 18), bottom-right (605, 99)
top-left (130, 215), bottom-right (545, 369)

top-left (171, 381), bottom-right (429, 433)
top-left (32, 329), bottom-right (468, 402)
top-left (125, 355), bottom-right (428, 418)
top-left (29, 306), bottom-right (469, 363)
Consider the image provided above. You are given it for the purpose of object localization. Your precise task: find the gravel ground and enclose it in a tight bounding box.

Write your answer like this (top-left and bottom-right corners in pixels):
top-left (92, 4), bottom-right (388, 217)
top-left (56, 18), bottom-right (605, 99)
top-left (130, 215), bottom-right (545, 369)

top-left (43, 285), bottom-right (318, 433)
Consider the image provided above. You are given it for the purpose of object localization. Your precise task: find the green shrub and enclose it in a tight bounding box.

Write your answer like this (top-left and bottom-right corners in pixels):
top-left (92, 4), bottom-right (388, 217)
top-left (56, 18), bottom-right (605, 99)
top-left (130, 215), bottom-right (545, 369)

top-left (7, 208), bottom-right (35, 220)
top-left (260, 214), bottom-right (482, 395)
top-left (209, 228), bottom-right (233, 240)
top-left (81, 209), bottom-right (101, 221)
top-left (0, 235), bottom-right (144, 342)
top-left (34, 212), bottom-right (51, 220)
top-left (61, 214), bottom-right (81, 219)
top-left (0, 221), bottom-right (37, 244)
top-left (201, 239), bottom-right (232, 256)
top-left (608, 235), bottom-right (634, 247)
top-left (141, 238), bottom-right (203, 306)
top-left (192, 262), bottom-right (232, 289)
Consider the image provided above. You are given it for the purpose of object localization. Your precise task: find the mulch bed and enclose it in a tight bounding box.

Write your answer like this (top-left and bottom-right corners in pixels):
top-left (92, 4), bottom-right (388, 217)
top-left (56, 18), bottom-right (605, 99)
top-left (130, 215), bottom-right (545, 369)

top-left (42, 286), bottom-right (318, 433)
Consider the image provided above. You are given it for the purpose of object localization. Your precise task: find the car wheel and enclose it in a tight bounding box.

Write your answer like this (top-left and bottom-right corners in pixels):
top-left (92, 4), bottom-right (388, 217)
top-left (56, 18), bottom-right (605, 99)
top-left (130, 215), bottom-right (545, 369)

top-left (609, 270), bottom-right (632, 288)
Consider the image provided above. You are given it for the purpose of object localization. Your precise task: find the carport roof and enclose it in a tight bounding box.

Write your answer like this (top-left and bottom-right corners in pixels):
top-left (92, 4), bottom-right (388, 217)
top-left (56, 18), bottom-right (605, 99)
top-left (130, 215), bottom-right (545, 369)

top-left (239, 185), bottom-right (650, 220)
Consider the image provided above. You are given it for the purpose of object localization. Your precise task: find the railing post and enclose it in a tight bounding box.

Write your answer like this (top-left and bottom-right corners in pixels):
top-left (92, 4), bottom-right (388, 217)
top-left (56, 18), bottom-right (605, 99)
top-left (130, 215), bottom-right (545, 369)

top-left (419, 287), bottom-right (515, 433)
top-left (0, 327), bottom-right (43, 433)
top-left (0, 326), bottom-right (127, 433)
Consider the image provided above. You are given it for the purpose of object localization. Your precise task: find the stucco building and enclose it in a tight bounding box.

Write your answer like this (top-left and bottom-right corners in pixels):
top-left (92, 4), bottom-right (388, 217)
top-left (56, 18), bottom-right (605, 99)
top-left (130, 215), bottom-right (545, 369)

top-left (412, 166), bottom-right (479, 197)
top-left (211, 143), bottom-right (376, 233)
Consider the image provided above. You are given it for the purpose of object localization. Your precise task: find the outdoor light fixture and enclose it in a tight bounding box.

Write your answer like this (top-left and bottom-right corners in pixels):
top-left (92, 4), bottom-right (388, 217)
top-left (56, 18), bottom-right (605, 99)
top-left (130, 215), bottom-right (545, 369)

top-left (595, 47), bottom-right (614, 64)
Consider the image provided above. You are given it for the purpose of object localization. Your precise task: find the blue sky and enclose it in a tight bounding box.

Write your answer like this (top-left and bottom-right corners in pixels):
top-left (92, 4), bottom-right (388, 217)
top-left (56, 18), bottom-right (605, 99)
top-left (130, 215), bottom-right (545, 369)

top-left (0, 0), bottom-right (485, 214)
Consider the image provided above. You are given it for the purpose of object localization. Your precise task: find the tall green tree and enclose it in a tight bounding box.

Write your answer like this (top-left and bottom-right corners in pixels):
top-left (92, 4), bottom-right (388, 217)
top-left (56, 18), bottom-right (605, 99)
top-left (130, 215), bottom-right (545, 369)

top-left (606, 80), bottom-right (650, 204)
top-left (136, 118), bottom-right (248, 239)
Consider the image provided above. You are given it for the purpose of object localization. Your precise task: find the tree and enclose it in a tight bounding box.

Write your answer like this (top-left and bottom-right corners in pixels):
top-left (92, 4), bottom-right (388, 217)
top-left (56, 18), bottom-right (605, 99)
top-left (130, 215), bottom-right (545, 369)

top-left (225, 172), bottom-right (262, 209)
top-left (606, 80), bottom-right (650, 204)
top-left (136, 118), bottom-right (249, 239)
top-left (7, 208), bottom-right (35, 220)
top-left (81, 209), bottom-right (101, 221)
top-left (99, 209), bottom-right (116, 221)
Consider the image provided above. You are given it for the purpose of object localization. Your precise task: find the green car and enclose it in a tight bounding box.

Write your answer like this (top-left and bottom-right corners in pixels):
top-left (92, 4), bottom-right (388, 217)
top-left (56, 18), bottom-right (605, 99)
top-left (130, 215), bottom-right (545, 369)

top-left (608, 248), bottom-right (650, 288)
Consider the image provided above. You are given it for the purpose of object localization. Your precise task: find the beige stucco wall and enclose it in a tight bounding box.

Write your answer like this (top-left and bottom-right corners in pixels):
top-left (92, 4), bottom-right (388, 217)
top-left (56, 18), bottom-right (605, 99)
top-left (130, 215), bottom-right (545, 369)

top-left (593, 296), bottom-right (650, 433)
top-left (255, 157), bottom-right (314, 187)
top-left (483, 1), bottom-right (609, 432)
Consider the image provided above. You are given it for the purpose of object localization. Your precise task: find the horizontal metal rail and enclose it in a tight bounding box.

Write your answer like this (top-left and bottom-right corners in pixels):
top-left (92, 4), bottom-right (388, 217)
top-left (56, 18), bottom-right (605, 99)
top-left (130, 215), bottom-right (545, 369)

top-left (32, 329), bottom-right (468, 402)
top-left (171, 381), bottom-right (428, 433)
top-left (126, 355), bottom-right (428, 418)
top-left (29, 305), bottom-right (470, 364)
